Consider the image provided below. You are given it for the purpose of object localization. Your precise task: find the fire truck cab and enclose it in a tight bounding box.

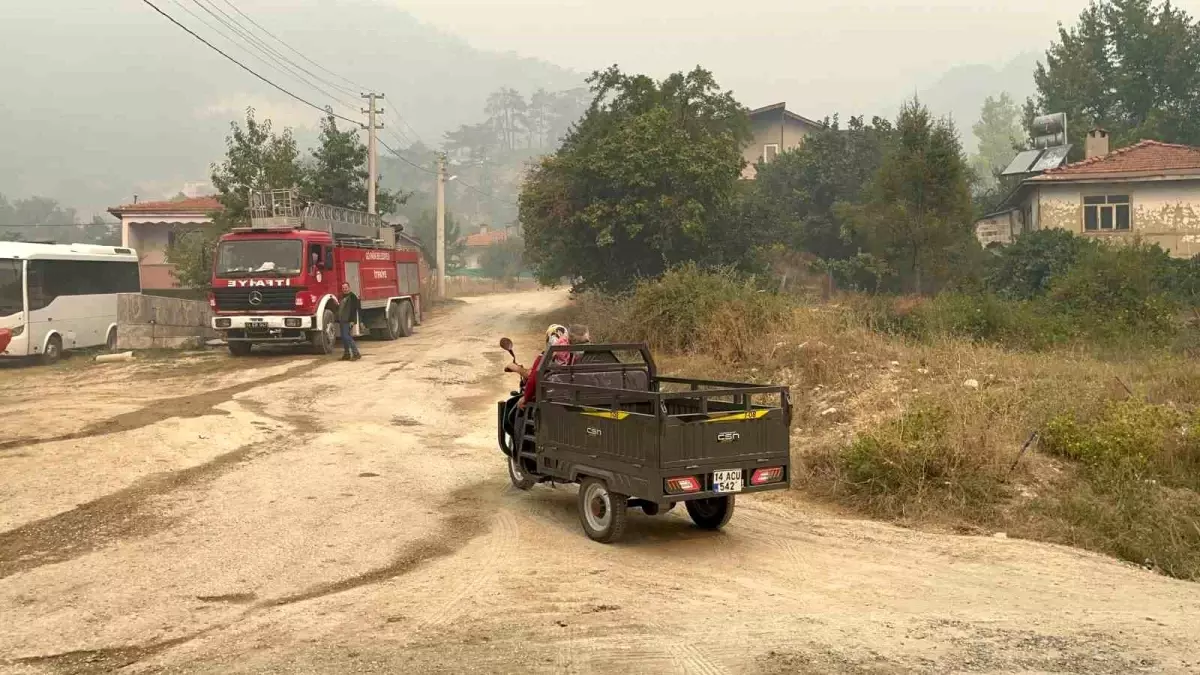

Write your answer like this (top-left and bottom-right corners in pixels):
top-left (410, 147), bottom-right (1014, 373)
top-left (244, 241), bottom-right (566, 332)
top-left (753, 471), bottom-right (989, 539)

top-left (209, 190), bottom-right (422, 356)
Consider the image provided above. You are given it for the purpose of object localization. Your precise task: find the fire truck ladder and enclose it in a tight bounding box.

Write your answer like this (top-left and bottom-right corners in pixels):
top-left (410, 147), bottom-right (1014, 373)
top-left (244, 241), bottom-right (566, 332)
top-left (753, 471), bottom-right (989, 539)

top-left (249, 188), bottom-right (388, 244)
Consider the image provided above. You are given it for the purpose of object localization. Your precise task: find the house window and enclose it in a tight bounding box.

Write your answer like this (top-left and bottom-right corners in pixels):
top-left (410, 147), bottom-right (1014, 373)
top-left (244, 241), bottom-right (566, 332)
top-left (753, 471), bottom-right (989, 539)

top-left (763, 144), bottom-right (779, 163)
top-left (1083, 195), bottom-right (1131, 232)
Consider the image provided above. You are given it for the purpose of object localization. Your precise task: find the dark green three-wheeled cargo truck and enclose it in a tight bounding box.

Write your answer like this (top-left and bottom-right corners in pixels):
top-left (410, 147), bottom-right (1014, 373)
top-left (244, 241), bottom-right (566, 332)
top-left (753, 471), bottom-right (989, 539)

top-left (497, 342), bottom-right (791, 542)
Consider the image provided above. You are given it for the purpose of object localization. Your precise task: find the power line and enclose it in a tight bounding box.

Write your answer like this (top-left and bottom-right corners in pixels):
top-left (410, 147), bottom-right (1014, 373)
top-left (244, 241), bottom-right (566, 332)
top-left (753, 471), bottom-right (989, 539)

top-left (171, 0), bottom-right (358, 116)
top-left (0, 224), bottom-right (107, 228)
top-left (378, 138), bottom-right (438, 177)
top-left (386, 108), bottom-right (428, 149)
top-left (141, 0), bottom-right (359, 126)
top-left (210, 0), bottom-right (429, 150)
top-left (216, 0), bottom-right (368, 96)
top-left (376, 139), bottom-right (517, 208)
top-left (456, 178), bottom-right (517, 207)
top-left (189, 0), bottom-right (361, 109)
top-left (383, 125), bottom-right (417, 152)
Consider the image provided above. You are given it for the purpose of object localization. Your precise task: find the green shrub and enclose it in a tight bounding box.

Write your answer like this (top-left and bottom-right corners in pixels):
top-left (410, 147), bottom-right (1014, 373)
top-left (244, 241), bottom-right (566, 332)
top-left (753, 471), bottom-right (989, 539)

top-left (860, 292), bottom-right (1072, 349)
top-left (596, 264), bottom-right (792, 361)
top-left (1041, 399), bottom-right (1200, 491)
top-left (1046, 243), bottom-right (1182, 342)
top-left (837, 406), bottom-right (1005, 518)
top-left (985, 229), bottom-right (1093, 301)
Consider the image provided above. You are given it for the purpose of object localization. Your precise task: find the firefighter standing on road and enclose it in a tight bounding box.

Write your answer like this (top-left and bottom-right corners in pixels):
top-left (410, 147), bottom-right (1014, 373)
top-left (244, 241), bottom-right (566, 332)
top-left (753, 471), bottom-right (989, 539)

top-left (338, 282), bottom-right (362, 361)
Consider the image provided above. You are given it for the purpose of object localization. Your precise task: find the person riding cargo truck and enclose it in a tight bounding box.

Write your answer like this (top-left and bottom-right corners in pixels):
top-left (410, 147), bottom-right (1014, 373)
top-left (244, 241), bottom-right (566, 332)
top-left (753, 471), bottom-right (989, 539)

top-left (208, 189), bottom-right (422, 356)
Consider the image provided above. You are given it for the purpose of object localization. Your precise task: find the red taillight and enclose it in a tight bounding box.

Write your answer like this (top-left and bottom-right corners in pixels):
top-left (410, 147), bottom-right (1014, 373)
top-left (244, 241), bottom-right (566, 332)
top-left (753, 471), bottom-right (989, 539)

top-left (751, 467), bottom-right (784, 486)
top-left (665, 476), bottom-right (701, 494)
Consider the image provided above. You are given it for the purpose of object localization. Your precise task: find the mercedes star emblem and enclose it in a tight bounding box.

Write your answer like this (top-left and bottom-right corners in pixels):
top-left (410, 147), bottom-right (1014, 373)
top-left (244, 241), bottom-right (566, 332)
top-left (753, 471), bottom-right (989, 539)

top-left (248, 290), bottom-right (263, 306)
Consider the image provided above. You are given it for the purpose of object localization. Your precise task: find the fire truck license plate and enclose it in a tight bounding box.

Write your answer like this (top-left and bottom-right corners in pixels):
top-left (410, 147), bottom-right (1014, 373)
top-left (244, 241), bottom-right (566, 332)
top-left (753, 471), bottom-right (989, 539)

top-left (245, 319), bottom-right (265, 328)
top-left (713, 469), bottom-right (743, 493)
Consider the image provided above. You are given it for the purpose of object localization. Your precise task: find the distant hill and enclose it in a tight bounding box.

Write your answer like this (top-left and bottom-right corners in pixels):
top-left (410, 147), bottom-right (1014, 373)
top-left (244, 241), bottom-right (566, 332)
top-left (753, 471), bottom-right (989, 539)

top-left (0, 0), bottom-right (582, 219)
top-left (915, 52), bottom-right (1041, 153)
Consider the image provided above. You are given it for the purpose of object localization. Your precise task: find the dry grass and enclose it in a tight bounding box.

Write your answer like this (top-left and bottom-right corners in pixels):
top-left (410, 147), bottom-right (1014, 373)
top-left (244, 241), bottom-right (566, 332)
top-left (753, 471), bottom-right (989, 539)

top-left (567, 284), bottom-right (1200, 580)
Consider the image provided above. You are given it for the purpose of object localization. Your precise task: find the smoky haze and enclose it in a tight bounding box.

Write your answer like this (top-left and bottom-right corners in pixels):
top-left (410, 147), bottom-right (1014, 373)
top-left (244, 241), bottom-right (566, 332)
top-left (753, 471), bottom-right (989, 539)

top-left (3, 0), bottom-right (1195, 218)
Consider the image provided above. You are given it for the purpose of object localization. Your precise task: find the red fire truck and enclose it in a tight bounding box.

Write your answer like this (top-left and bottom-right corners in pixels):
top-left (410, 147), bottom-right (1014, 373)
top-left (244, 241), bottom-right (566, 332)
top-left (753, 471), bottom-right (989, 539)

top-left (208, 189), bottom-right (423, 356)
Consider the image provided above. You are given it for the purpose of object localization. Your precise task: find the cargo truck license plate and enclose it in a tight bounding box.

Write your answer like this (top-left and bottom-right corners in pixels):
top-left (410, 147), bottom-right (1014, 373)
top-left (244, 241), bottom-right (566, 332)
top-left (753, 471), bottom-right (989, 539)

top-left (713, 469), bottom-right (743, 493)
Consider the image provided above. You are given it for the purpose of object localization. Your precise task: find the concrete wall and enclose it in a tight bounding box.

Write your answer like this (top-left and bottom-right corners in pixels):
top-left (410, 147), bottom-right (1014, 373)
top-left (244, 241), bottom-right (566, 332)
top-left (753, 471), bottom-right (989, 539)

top-left (741, 115), bottom-right (816, 179)
top-left (975, 210), bottom-right (1026, 247)
top-left (115, 293), bottom-right (216, 350)
top-left (1032, 179), bottom-right (1200, 258)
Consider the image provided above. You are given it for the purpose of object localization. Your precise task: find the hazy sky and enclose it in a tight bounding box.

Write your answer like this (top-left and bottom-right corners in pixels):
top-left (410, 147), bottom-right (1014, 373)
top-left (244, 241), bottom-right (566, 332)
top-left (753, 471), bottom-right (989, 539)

top-left (387, 0), bottom-right (1200, 115)
top-left (6, 0), bottom-right (1200, 216)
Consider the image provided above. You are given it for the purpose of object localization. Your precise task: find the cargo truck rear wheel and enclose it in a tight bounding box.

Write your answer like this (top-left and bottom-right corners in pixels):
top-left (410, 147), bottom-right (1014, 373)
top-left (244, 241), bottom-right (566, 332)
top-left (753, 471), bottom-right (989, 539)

top-left (578, 478), bottom-right (628, 543)
top-left (685, 496), bottom-right (735, 531)
top-left (311, 309), bottom-right (336, 354)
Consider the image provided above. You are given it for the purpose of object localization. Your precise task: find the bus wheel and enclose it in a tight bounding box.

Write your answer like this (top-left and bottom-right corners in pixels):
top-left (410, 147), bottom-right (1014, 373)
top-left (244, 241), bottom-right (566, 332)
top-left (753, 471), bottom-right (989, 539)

top-left (105, 327), bottom-right (118, 352)
top-left (42, 335), bottom-right (63, 365)
top-left (228, 341), bottom-right (253, 357)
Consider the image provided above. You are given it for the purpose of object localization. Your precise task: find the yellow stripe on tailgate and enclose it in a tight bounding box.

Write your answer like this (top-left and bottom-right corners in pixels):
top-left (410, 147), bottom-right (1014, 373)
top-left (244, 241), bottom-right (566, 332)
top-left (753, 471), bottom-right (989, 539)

top-left (580, 410), bottom-right (631, 420)
top-left (701, 409), bottom-right (770, 423)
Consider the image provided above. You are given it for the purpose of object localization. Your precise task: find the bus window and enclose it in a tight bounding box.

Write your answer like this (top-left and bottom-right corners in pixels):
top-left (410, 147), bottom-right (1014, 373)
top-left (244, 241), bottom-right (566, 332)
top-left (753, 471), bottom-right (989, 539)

top-left (26, 261), bottom-right (51, 311)
top-left (0, 260), bottom-right (21, 317)
top-left (26, 259), bottom-right (140, 310)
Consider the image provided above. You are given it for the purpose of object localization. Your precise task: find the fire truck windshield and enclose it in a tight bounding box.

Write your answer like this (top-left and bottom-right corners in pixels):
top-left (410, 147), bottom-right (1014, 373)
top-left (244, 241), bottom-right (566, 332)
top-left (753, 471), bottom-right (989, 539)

top-left (215, 240), bottom-right (303, 278)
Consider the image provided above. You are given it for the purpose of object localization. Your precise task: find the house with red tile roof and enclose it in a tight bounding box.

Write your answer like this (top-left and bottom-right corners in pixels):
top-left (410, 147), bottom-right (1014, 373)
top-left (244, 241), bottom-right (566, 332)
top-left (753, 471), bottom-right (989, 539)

top-left (979, 130), bottom-right (1200, 257)
top-left (107, 195), bottom-right (223, 289)
top-left (461, 224), bottom-right (510, 269)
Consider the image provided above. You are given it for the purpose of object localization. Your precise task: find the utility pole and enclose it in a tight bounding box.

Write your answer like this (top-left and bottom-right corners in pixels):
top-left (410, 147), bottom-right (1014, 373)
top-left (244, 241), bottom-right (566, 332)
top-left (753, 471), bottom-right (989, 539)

top-left (361, 92), bottom-right (385, 215)
top-left (436, 152), bottom-right (447, 298)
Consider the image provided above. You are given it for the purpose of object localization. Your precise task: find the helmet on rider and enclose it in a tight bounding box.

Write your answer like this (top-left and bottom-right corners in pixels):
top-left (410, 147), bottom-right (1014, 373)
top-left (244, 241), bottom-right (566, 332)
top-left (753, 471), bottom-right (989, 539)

top-left (545, 324), bottom-right (571, 365)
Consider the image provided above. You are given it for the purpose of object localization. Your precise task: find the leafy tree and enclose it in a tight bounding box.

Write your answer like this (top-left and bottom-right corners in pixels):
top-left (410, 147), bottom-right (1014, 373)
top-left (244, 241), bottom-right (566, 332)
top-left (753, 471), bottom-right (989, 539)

top-left (407, 208), bottom-right (465, 273)
top-left (486, 87), bottom-right (529, 152)
top-left (0, 194), bottom-right (116, 245)
top-left (168, 108), bottom-right (303, 287)
top-left (479, 236), bottom-right (525, 284)
top-left (970, 93), bottom-right (1025, 192)
top-left (843, 99), bottom-right (975, 294)
top-left (304, 113), bottom-right (403, 215)
top-left (749, 114), bottom-right (892, 262)
top-left (520, 66), bottom-right (751, 291)
top-left (1027, 0), bottom-right (1200, 153)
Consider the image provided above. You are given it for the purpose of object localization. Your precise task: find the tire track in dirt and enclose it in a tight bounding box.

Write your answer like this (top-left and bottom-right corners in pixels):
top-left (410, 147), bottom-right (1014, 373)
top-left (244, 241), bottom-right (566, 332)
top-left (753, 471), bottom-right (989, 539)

top-left (0, 441), bottom-right (290, 580)
top-left (260, 482), bottom-right (495, 608)
top-left (4, 624), bottom-right (227, 675)
top-left (5, 483), bottom-right (501, 672)
top-left (0, 360), bottom-right (323, 453)
top-left (414, 489), bottom-right (520, 631)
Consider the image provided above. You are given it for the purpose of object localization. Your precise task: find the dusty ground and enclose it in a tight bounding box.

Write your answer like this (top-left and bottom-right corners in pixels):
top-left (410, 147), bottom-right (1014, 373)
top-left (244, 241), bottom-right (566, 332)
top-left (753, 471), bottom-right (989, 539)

top-left (1, 290), bottom-right (1198, 675)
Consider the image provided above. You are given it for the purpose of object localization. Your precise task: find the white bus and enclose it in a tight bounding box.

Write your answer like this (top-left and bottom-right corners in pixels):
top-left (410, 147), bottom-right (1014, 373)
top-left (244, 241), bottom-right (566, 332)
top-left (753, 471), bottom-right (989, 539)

top-left (0, 242), bottom-right (141, 363)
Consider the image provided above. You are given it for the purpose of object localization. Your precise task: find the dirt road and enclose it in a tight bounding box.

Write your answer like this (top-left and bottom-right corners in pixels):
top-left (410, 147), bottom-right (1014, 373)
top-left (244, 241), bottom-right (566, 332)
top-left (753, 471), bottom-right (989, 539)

top-left (2, 290), bottom-right (1198, 674)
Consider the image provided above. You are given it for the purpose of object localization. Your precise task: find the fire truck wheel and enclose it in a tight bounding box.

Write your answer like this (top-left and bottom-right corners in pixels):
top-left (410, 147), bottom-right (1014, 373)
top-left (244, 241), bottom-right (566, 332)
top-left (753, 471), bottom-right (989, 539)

top-left (228, 341), bottom-right (253, 357)
top-left (398, 301), bottom-right (415, 338)
top-left (311, 309), bottom-right (336, 355)
top-left (383, 302), bottom-right (402, 341)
